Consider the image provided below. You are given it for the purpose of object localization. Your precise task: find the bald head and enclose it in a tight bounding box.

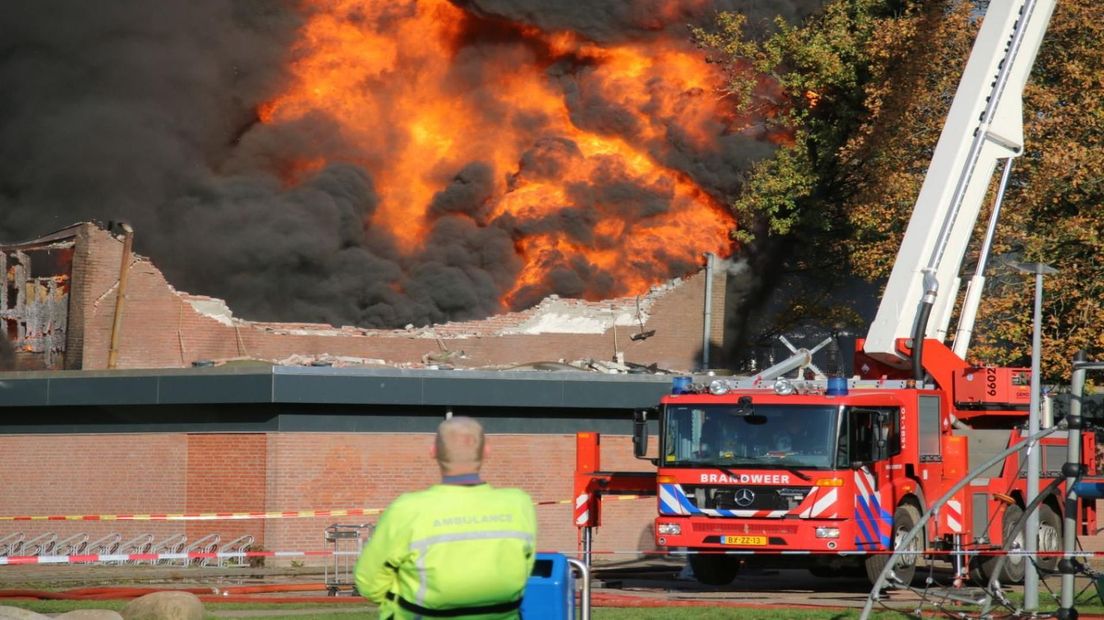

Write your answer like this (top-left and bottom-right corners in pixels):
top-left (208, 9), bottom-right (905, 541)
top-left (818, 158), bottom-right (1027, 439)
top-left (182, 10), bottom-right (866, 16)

top-left (434, 416), bottom-right (486, 474)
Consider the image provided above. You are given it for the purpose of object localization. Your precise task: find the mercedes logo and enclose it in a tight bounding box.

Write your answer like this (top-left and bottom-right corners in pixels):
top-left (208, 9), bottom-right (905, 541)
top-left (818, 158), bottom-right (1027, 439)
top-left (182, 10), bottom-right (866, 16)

top-left (734, 488), bottom-right (755, 507)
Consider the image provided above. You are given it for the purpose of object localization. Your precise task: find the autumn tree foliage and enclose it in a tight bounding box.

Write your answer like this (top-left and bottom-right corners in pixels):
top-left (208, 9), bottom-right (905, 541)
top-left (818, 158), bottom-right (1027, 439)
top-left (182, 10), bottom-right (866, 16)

top-left (699, 0), bottom-right (1104, 380)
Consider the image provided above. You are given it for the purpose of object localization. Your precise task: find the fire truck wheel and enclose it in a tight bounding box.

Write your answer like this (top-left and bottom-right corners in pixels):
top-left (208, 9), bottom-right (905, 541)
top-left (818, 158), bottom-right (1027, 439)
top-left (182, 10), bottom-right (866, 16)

top-left (689, 553), bottom-right (740, 586)
top-left (864, 503), bottom-right (922, 587)
top-left (972, 503), bottom-right (1026, 586)
top-left (1037, 504), bottom-right (1062, 574)
top-left (1001, 504), bottom-right (1027, 584)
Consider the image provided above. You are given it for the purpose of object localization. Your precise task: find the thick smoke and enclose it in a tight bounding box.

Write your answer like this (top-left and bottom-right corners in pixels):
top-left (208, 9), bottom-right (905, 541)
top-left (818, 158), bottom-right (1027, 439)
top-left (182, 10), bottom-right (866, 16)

top-left (457, 0), bottom-right (824, 43)
top-left (0, 0), bottom-right (818, 328)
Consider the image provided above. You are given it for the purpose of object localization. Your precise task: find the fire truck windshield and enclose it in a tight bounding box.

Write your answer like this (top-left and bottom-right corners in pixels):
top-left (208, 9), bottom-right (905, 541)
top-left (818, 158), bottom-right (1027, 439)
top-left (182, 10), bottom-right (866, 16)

top-left (662, 404), bottom-right (842, 469)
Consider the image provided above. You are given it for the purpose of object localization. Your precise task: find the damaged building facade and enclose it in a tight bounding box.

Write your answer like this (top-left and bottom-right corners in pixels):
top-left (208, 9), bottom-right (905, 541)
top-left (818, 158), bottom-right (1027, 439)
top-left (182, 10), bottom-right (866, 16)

top-left (0, 222), bottom-right (728, 561)
top-left (1, 231), bottom-right (74, 370)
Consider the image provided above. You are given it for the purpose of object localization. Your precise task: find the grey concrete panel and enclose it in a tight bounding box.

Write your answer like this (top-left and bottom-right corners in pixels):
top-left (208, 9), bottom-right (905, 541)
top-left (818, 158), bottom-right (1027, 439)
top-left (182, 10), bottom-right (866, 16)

top-left (0, 405), bottom-right (280, 433)
top-left (421, 376), bottom-right (564, 407)
top-left (558, 378), bottom-right (672, 408)
top-left (273, 374), bottom-right (424, 405)
top-left (47, 376), bottom-right (159, 406)
top-left (159, 373), bottom-right (273, 404)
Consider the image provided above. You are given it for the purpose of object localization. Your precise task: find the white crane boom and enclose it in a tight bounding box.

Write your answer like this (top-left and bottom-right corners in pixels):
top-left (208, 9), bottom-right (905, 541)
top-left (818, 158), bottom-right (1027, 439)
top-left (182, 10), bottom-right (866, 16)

top-left (863, 0), bottom-right (1057, 367)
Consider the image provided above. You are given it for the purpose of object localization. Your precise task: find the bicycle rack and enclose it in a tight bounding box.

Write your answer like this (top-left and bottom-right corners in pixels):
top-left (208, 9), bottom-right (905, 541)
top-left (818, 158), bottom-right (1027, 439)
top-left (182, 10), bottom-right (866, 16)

top-left (183, 533), bottom-right (220, 567)
top-left (86, 533), bottom-right (122, 556)
top-left (21, 533), bottom-right (57, 557)
top-left (151, 533), bottom-right (186, 565)
top-left (118, 534), bottom-right (154, 564)
top-left (0, 532), bottom-right (24, 557)
top-left (53, 533), bottom-right (88, 557)
top-left (219, 535), bottom-right (255, 568)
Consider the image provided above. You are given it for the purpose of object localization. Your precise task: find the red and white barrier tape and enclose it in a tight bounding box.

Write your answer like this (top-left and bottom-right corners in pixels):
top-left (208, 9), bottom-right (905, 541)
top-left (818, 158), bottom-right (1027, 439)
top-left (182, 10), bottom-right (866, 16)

top-left (0, 509), bottom-right (382, 523)
top-left (0, 550), bottom-right (339, 566)
top-left (0, 496), bottom-right (650, 523)
top-left (3, 547), bottom-right (1099, 566)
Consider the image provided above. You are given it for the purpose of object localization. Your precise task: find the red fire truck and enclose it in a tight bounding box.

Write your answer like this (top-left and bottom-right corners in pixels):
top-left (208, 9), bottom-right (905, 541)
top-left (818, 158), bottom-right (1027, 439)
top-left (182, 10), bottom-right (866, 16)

top-left (579, 0), bottom-right (1096, 587)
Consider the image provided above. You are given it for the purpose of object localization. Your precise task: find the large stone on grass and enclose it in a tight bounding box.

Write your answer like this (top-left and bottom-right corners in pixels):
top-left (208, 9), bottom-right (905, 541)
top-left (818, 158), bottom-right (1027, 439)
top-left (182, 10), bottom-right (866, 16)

top-left (0, 607), bottom-right (49, 619)
top-left (120, 591), bottom-right (204, 620)
top-left (56, 611), bottom-right (124, 619)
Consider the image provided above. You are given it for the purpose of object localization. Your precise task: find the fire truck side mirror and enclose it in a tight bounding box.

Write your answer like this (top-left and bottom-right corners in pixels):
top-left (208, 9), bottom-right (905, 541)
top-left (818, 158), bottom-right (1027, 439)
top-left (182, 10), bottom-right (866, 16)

top-left (633, 408), bottom-right (654, 460)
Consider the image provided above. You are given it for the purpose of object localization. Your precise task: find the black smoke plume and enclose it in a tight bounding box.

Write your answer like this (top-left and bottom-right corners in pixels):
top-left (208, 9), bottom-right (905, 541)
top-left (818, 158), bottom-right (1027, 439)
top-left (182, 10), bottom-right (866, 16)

top-left (0, 0), bottom-right (823, 328)
top-left (456, 0), bottom-right (822, 43)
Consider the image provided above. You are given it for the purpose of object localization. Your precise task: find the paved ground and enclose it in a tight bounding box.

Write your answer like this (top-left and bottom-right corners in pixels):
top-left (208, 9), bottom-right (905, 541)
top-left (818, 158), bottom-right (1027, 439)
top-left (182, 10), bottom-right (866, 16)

top-left (2, 554), bottom-right (1103, 616)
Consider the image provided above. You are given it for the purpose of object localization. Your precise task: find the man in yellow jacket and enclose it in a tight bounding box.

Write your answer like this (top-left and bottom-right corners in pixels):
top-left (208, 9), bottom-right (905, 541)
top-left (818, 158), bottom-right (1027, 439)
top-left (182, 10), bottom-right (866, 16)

top-left (354, 416), bottom-right (537, 619)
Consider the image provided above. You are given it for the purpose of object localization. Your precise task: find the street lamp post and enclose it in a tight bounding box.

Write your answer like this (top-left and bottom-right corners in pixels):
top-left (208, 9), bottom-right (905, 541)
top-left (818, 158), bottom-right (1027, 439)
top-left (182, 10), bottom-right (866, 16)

top-left (1011, 260), bottom-right (1056, 611)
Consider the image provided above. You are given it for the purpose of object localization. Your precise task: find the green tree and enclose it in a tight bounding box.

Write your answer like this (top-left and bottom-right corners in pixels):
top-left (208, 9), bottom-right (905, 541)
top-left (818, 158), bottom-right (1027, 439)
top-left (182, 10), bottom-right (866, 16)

top-left (702, 0), bottom-right (1104, 380)
top-left (695, 0), bottom-right (926, 357)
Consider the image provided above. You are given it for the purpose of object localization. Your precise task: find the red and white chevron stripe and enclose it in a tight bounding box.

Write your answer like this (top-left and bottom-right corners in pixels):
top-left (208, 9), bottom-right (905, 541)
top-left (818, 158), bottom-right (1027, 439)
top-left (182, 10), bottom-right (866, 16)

top-left (799, 487), bottom-right (840, 519)
top-left (574, 493), bottom-right (590, 526)
top-left (854, 469), bottom-right (878, 505)
top-left (944, 499), bottom-right (964, 533)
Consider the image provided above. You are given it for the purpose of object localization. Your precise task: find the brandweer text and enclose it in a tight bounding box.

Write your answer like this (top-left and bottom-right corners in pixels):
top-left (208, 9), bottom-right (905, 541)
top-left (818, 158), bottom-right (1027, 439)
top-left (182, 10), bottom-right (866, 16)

top-left (699, 473), bottom-right (790, 484)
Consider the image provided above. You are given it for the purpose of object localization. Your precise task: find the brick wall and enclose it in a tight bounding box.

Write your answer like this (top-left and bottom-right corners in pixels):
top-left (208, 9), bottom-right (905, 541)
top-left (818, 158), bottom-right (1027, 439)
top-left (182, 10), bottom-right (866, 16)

top-left (0, 431), bottom-right (654, 565)
top-left (66, 224), bottom-right (724, 372)
top-left (186, 434), bottom-right (267, 547)
top-left (0, 434), bottom-right (187, 547)
top-left (64, 226), bottom-right (93, 370)
top-left (261, 432), bottom-right (655, 560)
top-left (708, 267), bottom-right (726, 366)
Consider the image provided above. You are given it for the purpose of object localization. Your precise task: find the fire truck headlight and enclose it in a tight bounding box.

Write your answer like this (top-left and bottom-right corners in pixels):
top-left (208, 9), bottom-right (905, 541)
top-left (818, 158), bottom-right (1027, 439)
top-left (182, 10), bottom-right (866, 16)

top-left (815, 527), bottom-right (840, 539)
top-left (708, 380), bottom-right (729, 395)
top-left (657, 523), bottom-right (682, 536)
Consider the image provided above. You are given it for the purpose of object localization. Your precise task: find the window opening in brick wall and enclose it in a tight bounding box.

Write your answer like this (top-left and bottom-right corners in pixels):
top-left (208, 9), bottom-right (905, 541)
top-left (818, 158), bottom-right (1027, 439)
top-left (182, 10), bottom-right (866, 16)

top-left (4, 281), bottom-right (16, 311)
top-left (27, 247), bottom-right (74, 279)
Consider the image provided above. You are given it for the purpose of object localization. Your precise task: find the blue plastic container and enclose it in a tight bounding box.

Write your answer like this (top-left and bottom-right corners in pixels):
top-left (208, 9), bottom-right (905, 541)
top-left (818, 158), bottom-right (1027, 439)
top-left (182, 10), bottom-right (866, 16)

top-left (521, 552), bottom-right (575, 619)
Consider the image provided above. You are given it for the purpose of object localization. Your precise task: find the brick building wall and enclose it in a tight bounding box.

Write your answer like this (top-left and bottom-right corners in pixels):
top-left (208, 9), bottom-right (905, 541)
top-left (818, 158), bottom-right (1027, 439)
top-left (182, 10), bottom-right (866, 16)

top-left (706, 263), bottom-right (726, 368)
top-left (0, 434), bottom-right (187, 549)
top-left (64, 225), bottom-right (95, 370)
top-left (0, 431), bottom-right (655, 564)
top-left (52, 223), bottom-right (723, 373)
top-left (186, 434), bottom-right (268, 546)
top-left (261, 432), bottom-right (655, 558)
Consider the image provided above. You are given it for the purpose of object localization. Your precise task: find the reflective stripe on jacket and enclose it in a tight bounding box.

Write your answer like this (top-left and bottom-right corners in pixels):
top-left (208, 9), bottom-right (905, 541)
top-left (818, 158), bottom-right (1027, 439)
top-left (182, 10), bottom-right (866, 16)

top-left (354, 483), bottom-right (537, 619)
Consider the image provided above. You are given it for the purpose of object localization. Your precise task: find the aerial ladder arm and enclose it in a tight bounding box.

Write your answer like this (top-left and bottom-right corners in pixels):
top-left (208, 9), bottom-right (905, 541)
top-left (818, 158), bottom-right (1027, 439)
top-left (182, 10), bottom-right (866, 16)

top-left (863, 0), bottom-right (1057, 371)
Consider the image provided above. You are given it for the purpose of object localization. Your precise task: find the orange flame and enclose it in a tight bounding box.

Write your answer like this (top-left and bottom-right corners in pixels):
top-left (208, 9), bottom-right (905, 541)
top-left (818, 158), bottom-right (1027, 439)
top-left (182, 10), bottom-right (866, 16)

top-left (260, 0), bottom-right (760, 309)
